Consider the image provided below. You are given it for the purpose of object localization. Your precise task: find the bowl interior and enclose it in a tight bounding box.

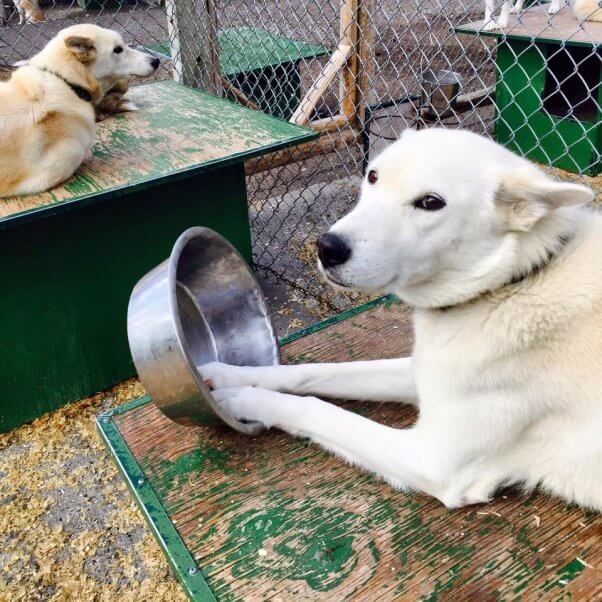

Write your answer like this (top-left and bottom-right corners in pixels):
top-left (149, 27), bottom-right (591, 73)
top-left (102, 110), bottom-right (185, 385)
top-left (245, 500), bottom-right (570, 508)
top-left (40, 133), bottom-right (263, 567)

top-left (175, 233), bottom-right (279, 372)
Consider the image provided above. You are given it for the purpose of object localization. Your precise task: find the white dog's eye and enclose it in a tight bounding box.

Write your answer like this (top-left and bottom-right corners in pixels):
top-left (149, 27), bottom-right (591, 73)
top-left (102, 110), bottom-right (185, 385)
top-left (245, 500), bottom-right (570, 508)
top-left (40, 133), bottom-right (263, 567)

top-left (414, 194), bottom-right (446, 211)
top-left (114, 46), bottom-right (124, 54)
top-left (367, 170), bottom-right (378, 184)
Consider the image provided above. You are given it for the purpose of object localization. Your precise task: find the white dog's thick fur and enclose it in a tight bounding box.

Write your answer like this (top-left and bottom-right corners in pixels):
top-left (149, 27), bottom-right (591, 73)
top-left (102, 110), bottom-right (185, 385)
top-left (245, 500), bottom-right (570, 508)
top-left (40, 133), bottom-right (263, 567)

top-left (0, 24), bottom-right (158, 196)
top-left (202, 128), bottom-right (602, 512)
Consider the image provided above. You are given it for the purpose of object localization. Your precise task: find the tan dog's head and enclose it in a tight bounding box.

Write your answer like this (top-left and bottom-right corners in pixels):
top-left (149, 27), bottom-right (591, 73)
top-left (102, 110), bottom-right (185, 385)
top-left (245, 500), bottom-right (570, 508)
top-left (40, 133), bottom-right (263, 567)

top-left (20, 0), bottom-right (45, 23)
top-left (29, 24), bottom-right (159, 93)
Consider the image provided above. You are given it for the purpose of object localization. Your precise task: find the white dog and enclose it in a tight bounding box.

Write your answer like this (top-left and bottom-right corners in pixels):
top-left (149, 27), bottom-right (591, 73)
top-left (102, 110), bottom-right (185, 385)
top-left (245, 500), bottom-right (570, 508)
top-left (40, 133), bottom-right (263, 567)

top-left (202, 128), bottom-right (602, 512)
top-left (0, 24), bottom-right (159, 196)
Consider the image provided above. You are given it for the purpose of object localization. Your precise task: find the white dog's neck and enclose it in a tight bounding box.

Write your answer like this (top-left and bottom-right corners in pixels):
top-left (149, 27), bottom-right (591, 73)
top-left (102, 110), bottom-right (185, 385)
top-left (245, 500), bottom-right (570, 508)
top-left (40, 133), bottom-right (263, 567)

top-left (396, 206), bottom-right (584, 310)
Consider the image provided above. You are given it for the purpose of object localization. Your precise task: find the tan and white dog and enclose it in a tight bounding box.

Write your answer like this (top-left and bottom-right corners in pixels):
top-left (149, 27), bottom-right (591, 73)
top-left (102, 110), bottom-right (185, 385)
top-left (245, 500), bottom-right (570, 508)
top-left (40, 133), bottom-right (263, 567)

top-left (202, 128), bottom-right (602, 512)
top-left (0, 24), bottom-right (159, 197)
top-left (0, 0), bottom-right (44, 26)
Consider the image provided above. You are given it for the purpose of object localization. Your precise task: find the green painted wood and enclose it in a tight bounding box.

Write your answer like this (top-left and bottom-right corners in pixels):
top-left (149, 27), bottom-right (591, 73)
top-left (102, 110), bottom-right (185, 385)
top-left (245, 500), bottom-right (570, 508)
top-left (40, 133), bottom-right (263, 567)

top-left (146, 29), bottom-right (328, 119)
top-left (100, 300), bottom-right (602, 601)
top-left (494, 41), bottom-right (601, 175)
top-left (456, 8), bottom-right (602, 175)
top-left (0, 165), bottom-right (251, 434)
top-left (147, 28), bottom-right (328, 77)
top-left (0, 80), bottom-right (316, 227)
top-left (0, 81), bottom-right (316, 433)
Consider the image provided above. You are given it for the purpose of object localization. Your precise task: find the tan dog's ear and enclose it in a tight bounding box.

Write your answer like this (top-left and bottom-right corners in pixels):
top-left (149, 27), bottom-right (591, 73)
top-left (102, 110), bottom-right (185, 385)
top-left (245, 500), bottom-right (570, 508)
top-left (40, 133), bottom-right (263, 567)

top-left (496, 167), bottom-right (593, 232)
top-left (65, 36), bottom-right (95, 63)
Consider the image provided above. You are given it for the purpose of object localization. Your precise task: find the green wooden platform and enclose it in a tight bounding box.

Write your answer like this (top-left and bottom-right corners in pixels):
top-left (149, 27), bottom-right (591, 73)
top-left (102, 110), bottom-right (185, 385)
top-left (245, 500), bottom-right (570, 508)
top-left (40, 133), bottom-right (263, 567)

top-left (0, 80), bottom-right (316, 434)
top-left (98, 297), bottom-right (602, 601)
top-left (147, 28), bottom-right (329, 119)
top-left (456, 7), bottom-right (602, 175)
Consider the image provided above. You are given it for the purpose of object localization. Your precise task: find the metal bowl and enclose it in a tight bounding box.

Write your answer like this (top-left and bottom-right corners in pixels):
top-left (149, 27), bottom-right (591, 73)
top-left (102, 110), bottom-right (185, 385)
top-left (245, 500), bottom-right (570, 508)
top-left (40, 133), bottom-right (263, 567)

top-left (127, 227), bottom-right (279, 435)
top-left (420, 69), bottom-right (463, 113)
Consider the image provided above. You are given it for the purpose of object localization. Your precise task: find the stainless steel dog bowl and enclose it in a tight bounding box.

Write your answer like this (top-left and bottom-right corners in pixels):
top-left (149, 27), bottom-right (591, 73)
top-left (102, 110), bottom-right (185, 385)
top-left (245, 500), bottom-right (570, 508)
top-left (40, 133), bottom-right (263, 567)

top-left (127, 227), bottom-right (279, 435)
top-left (420, 69), bottom-right (463, 113)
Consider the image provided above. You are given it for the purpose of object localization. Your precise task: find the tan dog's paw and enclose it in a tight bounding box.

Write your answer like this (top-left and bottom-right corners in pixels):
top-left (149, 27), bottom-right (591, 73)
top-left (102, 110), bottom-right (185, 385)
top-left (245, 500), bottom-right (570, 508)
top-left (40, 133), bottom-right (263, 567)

top-left (95, 80), bottom-right (136, 121)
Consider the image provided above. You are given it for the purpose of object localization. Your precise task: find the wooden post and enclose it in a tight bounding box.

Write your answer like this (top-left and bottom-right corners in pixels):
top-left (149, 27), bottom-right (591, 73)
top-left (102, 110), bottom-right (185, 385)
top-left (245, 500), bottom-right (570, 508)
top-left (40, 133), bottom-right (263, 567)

top-left (356, 0), bottom-right (376, 126)
top-left (290, 43), bottom-right (352, 125)
top-left (166, 0), bottom-right (220, 94)
top-left (339, 0), bottom-right (360, 122)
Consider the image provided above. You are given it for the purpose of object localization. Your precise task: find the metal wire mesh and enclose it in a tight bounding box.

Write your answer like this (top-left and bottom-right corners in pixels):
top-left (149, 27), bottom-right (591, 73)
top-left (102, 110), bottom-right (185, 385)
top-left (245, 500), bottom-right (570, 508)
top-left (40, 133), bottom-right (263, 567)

top-left (1, 0), bottom-right (600, 323)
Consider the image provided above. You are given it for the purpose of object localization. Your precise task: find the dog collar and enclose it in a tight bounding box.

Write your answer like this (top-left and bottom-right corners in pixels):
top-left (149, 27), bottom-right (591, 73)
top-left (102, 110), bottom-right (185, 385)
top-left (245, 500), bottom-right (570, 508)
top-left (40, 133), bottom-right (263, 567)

top-left (37, 67), bottom-right (94, 103)
top-left (437, 234), bottom-right (571, 312)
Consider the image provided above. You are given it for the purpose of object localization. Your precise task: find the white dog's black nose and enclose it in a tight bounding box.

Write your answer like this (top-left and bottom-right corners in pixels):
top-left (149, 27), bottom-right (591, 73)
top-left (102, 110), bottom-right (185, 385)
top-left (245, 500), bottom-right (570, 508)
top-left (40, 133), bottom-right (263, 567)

top-left (150, 57), bottom-right (160, 70)
top-left (317, 233), bottom-right (351, 268)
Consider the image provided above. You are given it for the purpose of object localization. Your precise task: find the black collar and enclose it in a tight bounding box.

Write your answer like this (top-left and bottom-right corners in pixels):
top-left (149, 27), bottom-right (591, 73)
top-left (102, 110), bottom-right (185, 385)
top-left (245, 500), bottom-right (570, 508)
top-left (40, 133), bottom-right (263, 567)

top-left (37, 67), bottom-right (94, 103)
top-left (437, 235), bottom-right (571, 312)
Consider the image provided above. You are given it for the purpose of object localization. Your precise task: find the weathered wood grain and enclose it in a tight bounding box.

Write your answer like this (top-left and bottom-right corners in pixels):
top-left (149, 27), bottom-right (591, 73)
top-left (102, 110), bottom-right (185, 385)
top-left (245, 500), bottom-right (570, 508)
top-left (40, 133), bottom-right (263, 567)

top-left (0, 80), bottom-right (313, 220)
top-left (114, 300), bottom-right (602, 600)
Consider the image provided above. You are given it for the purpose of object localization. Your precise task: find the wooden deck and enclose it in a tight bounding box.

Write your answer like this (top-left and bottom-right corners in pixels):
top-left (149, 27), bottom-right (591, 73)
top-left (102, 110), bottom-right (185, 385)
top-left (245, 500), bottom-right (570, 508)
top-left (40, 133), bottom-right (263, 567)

top-left (455, 6), bottom-right (602, 47)
top-left (0, 80), bottom-right (314, 225)
top-left (100, 298), bottom-right (602, 600)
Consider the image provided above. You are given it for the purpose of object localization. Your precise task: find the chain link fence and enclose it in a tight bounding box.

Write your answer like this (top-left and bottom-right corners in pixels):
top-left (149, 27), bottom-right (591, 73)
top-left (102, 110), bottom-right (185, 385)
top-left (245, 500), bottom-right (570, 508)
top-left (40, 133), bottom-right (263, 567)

top-left (1, 0), bottom-right (600, 326)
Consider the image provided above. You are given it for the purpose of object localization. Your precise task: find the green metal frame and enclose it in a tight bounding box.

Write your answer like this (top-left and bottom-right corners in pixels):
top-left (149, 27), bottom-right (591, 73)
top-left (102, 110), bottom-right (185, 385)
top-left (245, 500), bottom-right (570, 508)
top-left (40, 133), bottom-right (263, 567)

top-left (97, 294), bottom-right (398, 601)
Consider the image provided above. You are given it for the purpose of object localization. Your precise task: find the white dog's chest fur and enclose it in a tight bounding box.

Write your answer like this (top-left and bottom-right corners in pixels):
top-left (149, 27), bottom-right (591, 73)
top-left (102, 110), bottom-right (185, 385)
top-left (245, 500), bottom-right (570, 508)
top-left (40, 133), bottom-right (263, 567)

top-left (412, 216), bottom-right (602, 507)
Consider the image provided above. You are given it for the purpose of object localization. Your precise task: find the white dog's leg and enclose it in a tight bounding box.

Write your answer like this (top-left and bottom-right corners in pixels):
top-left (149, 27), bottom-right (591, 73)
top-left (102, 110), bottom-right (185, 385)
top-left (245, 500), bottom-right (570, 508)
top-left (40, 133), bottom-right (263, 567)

top-left (201, 358), bottom-right (418, 405)
top-left (548, 0), bottom-right (561, 14)
top-left (510, 0), bottom-right (525, 14)
top-left (213, 386), bottom-right (443, 496)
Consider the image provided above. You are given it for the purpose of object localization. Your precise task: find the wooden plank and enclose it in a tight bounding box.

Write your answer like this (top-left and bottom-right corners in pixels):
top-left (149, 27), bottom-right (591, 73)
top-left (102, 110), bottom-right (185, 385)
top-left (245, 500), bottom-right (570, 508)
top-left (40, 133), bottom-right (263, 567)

top-left (146, 28), bottom-right (329, 78)
top-left (0, 80), bottom-right (316, 225)
top-left (245, 128), bottom-right (360, 175)
top-left (339, 0), bottom-right (360, 121)
top-left (111, 299), bottom-right (602, 600)
top-left (456, 6), bottom-right (602, 46)
top-left (165, 0), bottom-right (220, 92)
top-left (290, 43), bottom-right (352, 125)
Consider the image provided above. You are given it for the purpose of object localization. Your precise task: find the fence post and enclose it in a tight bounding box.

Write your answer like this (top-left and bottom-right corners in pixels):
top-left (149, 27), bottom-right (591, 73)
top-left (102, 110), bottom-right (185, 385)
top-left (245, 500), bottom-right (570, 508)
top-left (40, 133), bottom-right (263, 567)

top-left (356, 0), bottom-right (376, 125)
top-left (339, 0), bottom-right (359, 123)
top-left (165, 0), bottom-right (220, 94)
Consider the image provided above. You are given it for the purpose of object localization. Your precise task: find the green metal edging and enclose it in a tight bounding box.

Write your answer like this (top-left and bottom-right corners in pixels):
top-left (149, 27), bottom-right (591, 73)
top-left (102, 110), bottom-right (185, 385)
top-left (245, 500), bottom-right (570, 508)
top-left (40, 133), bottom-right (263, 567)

top-left (280, 294), bottom-right (398, 345)
top-left (97, 293), bottom-right (399, 600)
top-left (96, 414), bottom-right (217, 601)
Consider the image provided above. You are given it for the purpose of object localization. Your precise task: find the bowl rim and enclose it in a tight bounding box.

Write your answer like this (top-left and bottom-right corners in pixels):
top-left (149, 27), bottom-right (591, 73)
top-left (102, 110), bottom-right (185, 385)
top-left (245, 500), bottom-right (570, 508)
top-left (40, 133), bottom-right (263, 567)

top-left (166, 226), bottom-right (278, 435)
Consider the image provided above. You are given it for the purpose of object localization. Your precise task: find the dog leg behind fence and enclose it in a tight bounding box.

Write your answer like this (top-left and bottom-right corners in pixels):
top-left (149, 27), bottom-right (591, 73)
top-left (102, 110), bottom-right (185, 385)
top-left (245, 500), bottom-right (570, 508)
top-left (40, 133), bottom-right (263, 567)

top-left (201, 358), bottom-right (418, 405)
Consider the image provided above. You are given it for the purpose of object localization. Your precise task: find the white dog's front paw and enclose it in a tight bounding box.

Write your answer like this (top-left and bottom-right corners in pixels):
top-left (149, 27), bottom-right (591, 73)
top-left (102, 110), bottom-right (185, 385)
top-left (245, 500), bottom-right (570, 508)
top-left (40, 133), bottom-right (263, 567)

top-left (200, 362), bottom-right (259, 390)
top-left (212, 386), bottom-right (309, 430)
top-left (482, 19), bottom-right (503, 30)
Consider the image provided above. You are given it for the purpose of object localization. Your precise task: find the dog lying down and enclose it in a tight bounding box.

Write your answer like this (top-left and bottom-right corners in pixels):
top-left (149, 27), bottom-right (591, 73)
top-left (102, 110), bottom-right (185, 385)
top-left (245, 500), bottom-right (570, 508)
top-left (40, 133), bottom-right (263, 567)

top-left (202, 128), bottom-right (602, 512)
top-left (0, 24), bottom-right (159, 197)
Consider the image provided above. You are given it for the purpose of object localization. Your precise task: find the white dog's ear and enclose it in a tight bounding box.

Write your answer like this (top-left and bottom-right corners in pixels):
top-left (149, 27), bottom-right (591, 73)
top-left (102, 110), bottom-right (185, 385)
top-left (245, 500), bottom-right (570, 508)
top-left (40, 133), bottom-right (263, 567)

top-left (65, 35), bottom-right (95, 63)
top-left (496, 167), bottom-right (594, 232)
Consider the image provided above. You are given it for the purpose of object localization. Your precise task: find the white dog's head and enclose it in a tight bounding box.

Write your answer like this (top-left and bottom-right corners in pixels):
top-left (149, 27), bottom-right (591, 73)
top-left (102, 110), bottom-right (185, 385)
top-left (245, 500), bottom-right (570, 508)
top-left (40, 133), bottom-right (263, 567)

top-left (30, 24), bottom-right (159, 92)
top-left (318, 128), bottom-right (594, 308)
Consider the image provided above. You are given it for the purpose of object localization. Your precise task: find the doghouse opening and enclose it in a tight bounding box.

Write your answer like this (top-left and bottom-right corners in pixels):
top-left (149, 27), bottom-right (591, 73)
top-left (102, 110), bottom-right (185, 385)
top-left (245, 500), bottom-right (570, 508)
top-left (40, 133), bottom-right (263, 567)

top-left (543, 44), bottom-right (600, 122)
